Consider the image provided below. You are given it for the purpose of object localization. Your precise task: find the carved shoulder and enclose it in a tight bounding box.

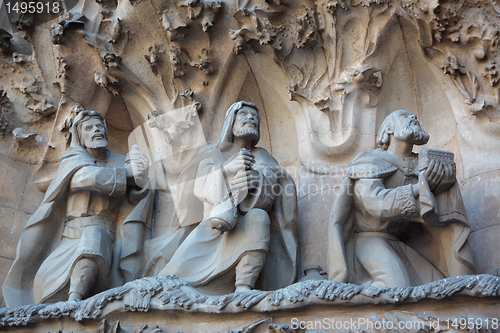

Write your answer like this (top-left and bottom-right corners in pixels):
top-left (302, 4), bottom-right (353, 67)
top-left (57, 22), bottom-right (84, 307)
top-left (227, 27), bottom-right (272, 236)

top-left (251, 147), bottom-right (279, 166)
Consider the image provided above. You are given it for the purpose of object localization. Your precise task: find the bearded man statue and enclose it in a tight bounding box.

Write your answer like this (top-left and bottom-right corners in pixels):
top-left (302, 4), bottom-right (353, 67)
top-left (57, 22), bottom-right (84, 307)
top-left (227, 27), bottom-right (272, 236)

top-left (153, 101), bottom-right (298, 294)
top-left (3, 111), bottom-right (152, 306)
top-left (328, 110), bottom-right (475, 288)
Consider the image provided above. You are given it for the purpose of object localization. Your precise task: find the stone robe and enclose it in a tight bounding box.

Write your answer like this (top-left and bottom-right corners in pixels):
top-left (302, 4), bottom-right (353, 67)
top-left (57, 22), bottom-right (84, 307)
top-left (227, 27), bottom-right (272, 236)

top-left (158, 145), bottom-right (298, 293)
top-left (328, 149), bottom-right (475, 287)
top-left (3, 147), bottom-right (152, 306)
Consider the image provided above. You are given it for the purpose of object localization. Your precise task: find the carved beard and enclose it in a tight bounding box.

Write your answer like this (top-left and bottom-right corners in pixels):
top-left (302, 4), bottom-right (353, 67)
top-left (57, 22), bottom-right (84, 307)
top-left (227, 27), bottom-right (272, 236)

top-left (83, 137), bottom-right (108, 149)
top-left (394, 123), bottom-right (429, 146)
top-left (232, 126), bottom-right (259, 142)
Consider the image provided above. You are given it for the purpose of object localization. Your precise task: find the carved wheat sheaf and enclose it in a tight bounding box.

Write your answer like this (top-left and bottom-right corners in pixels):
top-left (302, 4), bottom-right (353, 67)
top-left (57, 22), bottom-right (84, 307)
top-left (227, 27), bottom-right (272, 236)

top-left (1, 274), bottom-right (500, 327)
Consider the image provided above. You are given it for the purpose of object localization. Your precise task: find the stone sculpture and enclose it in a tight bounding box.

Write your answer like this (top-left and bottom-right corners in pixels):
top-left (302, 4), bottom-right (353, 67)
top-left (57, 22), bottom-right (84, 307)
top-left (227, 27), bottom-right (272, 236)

top-left (328, 110), bottom-right (475, 288)
top-left (156, 101), bottom-right (298, 294)
top-left (3, 111), bottom-right (152, 307)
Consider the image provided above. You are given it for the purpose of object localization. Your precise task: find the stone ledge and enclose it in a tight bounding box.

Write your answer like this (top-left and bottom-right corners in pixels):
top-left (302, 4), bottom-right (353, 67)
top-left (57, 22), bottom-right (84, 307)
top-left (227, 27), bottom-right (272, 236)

top-left (1, 274), bottom-right (500, 328)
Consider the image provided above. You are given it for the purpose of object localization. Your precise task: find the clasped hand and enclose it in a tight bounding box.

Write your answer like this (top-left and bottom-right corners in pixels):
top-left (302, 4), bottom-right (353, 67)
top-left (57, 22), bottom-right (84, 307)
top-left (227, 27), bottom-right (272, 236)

top-left (223, 149), bottom-right (259, 192)
top-left (125, 145), bottom-right (149, 187)
top-left (424, 159), bottom-right (456, 194)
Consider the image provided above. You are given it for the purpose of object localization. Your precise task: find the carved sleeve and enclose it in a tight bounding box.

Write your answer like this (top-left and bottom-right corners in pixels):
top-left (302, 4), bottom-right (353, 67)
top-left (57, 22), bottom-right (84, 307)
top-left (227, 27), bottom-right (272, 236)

top-left (193, 157), bottom-right (227, 206)
top-left (354, 178), bottom-right (419, 221)
top-left (70, 166), bottom-right (128, 197)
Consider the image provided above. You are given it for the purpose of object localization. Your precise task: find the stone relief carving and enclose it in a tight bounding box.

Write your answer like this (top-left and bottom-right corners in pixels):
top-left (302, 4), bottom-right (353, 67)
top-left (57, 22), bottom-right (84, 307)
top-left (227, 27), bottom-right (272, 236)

top-left (328, 110), bottom-right (474, 287)
top-left (12, 127), bottom-right (38, 146)
top-left (400, 0), bottom-right (500, 114)
top-left (149, 101), bottom-right (298, 295)
top-left (91, 319), bottom-right (166, 333)
top-left (3, 111), bottom-right (153, 307)
top-left (1, 274), bottom-right (500, 328)
top-left (50, 14), bottom-right (87, 45)
top-left (26, 94), bottom-right (57, 117)
top-left (0, 1), bottom-right (500, 332)
top-left (95, 319), bottom-right (122, 333)
top-left (1, 0), bottom-right (497, 194)
top-left (222, 0), bottom-right (396, 172)
top-left (1, 0), bottom-right (499, 163)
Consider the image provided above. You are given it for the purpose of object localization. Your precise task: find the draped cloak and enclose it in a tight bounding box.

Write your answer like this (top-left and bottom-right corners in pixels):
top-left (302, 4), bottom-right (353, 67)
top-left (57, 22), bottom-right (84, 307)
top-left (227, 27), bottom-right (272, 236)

top-left (327, 149), bottom-right (475, 285)
top-left (3, 147), bottom-right (152, 307)
top-left (155, 145), bottom-right (299, 291)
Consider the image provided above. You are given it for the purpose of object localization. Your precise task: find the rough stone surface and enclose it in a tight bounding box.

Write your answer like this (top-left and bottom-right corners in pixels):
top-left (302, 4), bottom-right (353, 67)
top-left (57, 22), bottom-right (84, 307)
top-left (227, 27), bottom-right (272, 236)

top-left (0, 205), bottom-right (29, 260)
top-left (469, 224), bottom-right (500, 274)
top-left (18, 165), bottom-right (45, 215)
top-left (0, 155), bottom-right (30, 210)
top-left (0, 256), bottom-right (13, 308)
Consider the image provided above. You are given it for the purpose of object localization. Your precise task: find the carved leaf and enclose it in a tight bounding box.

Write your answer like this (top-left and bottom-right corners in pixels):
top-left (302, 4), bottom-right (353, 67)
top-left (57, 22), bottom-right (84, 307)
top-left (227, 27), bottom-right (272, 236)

top-left (94, 319), bottom-right (121, 333)
top-left (162, 11), bottom-right (187, 32)
top-left (416, 18), bottom-right (433, 48)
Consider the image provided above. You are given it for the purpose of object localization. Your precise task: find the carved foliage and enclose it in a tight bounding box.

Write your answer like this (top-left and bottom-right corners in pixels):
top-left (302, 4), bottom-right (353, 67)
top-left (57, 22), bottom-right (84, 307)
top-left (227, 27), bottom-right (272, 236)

top-left (50, 14), bottom-right (87, 45)
top-left (230, 7), bottom-right (298, 54)
top-left (162, 0), bottom-right (222, 33)
top-left (400, 0), bottom-right (500, 114)
top-left (159, 1), bottom-right (221, 83)
top-left (2, 274), bottom-right (500, 328)
top-left (144, 44), bottom-right (159, 75)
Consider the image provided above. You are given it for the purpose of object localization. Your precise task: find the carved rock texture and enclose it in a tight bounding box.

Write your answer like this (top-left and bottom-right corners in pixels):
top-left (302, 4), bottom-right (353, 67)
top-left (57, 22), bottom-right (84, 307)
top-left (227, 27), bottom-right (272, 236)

top-left (0, 110), bottom-right (12, 138)
top-left (2, 0), bottom-right (500, 319)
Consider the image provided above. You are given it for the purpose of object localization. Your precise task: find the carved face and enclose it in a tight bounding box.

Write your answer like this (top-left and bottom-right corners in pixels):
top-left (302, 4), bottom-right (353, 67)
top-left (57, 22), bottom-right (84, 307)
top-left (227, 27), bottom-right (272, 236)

top-left (232, 106), bottom-right (259, 140)
top-left (79, 117), bottom-right (108, 149)
top-left (392, 111), bottom-right (429, 146)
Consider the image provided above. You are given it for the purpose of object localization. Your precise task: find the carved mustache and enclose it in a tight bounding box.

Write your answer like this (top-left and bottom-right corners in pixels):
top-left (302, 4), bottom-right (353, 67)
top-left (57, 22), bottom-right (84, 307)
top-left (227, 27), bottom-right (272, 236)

top-left (242, 120), bottom-right (257, 126)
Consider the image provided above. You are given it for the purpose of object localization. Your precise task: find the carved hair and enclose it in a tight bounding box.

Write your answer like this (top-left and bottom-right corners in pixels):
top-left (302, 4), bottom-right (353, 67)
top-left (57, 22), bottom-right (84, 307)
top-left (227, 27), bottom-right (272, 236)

top-left (70, 110), bottom-right (108, 149)
top-left (376, 109), bottom-right (410, 150)
top-left (217, 101), bottom-right (261, 147)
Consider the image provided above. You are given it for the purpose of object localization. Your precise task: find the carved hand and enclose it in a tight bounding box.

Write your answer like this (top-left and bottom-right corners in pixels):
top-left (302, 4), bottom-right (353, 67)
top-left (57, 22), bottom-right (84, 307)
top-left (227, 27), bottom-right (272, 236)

top-left (230, 169), bottom-right (260, 192)
top-left (424, 160), bottom-right (445, 192)
top-left (433, 161), bottom-right (456, 195)
top-left (125, 145), bottom-right (150, 187)
top-left (223, 148), bottom-right (255, 176)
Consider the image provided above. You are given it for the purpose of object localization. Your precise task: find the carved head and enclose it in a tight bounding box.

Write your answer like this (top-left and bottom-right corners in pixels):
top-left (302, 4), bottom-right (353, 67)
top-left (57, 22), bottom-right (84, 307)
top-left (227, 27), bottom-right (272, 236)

top-left (70, 110), bottom-right (108, 150)
top-left (376, 110), bottom-right (429, 150)
top-left (217, 101), bottom-right (261, 147)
